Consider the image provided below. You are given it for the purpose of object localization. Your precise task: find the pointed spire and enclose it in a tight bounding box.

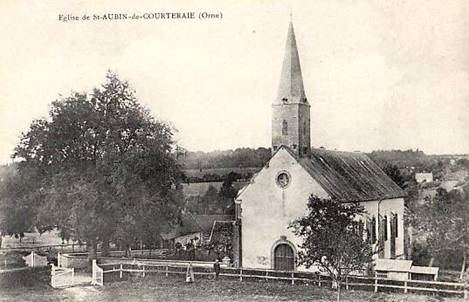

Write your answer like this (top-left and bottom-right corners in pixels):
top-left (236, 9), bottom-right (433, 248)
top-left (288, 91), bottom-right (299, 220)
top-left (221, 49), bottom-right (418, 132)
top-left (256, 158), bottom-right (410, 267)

top-left (276, 21), bottom-right (307, 104)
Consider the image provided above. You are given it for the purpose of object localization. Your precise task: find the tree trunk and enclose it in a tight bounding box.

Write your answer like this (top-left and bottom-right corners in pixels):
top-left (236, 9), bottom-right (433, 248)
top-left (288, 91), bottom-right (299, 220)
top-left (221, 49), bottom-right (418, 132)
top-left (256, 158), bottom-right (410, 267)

top-left (336, 280), bottom-right (341, 302)
top-left (102, 238), bottom-right (110, 257)
top-left (460, 253), bottom-right (466, 280)
top-left (88, 240), bottom-right (98, 267)
top-left (429, 257), bottom-right (435, 267)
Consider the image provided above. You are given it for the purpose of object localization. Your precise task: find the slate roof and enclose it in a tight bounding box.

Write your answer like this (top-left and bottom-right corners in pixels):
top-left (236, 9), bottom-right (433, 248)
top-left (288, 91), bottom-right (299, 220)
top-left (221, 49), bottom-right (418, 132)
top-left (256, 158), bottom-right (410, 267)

top-left (296, 148), bottom-right (406, 202)
top-left (275, 21), bottom-right (307, 104)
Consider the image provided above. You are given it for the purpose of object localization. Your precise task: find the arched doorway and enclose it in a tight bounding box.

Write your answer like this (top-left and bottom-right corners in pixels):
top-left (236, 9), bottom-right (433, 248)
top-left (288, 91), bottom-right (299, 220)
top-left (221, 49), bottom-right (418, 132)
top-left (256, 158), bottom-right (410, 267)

top-left (273, 244), bottom-right (295, 271)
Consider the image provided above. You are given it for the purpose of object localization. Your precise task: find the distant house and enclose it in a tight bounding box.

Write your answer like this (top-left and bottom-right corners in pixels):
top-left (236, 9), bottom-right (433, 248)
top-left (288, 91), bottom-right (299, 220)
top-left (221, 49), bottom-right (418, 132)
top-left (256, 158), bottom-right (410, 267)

top-left (415, 172), bottom-right (433, 184)
top-left (160, 214), bottom-right (233, 249)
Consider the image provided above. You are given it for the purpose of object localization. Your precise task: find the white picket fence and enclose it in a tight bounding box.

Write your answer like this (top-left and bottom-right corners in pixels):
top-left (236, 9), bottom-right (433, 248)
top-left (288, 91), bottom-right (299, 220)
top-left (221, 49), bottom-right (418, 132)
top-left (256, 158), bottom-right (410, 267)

top-left (89, 260), bottom-right (469, 299)
top-left (23, 251), bottom-right (48, 267)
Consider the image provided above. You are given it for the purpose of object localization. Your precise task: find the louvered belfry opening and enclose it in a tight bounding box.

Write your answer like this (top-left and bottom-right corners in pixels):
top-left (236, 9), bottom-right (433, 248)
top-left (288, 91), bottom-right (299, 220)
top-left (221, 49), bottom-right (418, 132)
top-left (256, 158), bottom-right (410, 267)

top-left (274, 244), bottom-right (295, 271)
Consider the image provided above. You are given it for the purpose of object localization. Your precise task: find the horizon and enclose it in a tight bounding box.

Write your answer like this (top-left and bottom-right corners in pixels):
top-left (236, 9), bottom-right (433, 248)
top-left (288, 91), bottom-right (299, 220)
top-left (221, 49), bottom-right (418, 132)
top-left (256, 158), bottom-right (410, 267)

top-left (1, 1), bottom-right (468, 165)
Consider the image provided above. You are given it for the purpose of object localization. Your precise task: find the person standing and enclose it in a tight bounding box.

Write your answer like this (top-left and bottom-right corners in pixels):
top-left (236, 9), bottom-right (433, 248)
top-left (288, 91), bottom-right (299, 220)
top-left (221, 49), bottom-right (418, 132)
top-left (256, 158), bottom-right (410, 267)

top-left (213, 259), bottom-right (221, 280)
top-left (126, 244), bottom-right (132, 258)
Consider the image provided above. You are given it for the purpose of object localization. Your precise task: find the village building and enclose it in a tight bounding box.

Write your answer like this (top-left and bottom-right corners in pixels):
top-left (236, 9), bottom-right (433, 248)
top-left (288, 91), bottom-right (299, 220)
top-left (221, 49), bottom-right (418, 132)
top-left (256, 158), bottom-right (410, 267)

top-left (415, 172), bottom-right (434, 184)
top-left (161, 213), bottom-right (233, 249)
top-left (234, 21), bottom-right (407, 271)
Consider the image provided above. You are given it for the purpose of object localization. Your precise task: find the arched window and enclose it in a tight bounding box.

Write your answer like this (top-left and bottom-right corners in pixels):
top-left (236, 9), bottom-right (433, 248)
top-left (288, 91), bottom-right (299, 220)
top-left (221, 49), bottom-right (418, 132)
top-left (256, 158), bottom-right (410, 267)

top-left (383, 215), bottom-right (388, 241)
top-left (282, 120), bottom-right (288, 135)
top-left (371, 216), bottom-right (377, 243)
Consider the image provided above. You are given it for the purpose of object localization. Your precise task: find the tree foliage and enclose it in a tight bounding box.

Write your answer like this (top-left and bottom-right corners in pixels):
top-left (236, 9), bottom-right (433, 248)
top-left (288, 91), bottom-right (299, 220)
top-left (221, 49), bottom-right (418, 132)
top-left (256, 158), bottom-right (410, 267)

top-left (11, 72), bottom-right (183, 257)
top-left (180, 147), bottom-right (271, 170)
top-left (0, 165), bottom-right (37, 240)
top-left (290, 195), bottom-right (372, 302)
top-left (218, 172), bottom-right (239, 214)
top-left (412, 185), bottom-right (469, 278)
top-left (204, 221), bottom-right (233, 260)
top-left (382, 163), bottom-right (405, 189)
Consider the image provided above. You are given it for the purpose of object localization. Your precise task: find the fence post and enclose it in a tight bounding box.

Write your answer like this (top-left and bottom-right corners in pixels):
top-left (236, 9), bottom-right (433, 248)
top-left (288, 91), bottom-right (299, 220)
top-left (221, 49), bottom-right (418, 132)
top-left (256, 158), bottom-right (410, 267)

top-left (464, 283), bottom-right (468, 299)
top-left (240, 269), bottom-right (243, 281)
top-left (92, 260), bottom-right (96, 285)
top-left (120, 264), bottom-right (123, 279)
top-left (318, 275), bottom-right (321, 287)
top-left (31, 251), bottom-right (35, 267)
top-left (345, 276), bottom-right (349, 290)
top-left (51, 264), bottom-right (55, 287)
top-left (374, 277), bottom-right (378, 293)
top-left (404, 281), bottom-right (408, 294)
top-left (72, 243), bottom-right (74, 252)
top-left (165, 265), bottom-right (168, 277)
top-left (291, 272), bottom-right (295, 285)
top-left (57, 252), bottom-right (61, 268)
top-left (142, 265), bottom-right (145, 277)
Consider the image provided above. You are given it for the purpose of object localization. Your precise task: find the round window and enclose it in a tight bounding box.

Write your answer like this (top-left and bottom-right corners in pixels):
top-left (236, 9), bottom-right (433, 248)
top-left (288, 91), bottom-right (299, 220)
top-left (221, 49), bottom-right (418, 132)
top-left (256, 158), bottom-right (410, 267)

top-left (276, 171), bottom-right (290, 189)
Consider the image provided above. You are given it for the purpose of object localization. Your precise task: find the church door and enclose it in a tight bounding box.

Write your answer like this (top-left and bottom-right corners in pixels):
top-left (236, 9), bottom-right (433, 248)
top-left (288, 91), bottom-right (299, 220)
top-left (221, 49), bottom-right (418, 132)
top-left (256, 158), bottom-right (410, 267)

top-left (274, 244), bottom-right (294, 271)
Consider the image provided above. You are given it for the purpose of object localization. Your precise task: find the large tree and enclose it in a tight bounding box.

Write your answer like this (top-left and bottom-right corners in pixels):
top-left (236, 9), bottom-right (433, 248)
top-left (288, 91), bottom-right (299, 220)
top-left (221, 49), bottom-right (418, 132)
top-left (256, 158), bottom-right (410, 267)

top-left (12, 72), bottom-right (183, 259)
top-left (382, 163), bottom-right (405, 189)
top-left (218, 172), bottom-right (239, 214)
top-left (0, 165), bottom-right (38, 242)
top-left (412, 185), bottom-right (469, 279)
top-left (290, 195), bottom-right (373, 302)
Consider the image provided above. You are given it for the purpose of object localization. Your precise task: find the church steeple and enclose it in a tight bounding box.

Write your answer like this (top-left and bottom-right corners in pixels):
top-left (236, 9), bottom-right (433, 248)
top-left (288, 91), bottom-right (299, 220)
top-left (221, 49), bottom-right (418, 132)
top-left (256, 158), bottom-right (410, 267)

top-left (276, 21), bottom-right (307, 104)
top-left (272, 21), bottom-right (311, 158)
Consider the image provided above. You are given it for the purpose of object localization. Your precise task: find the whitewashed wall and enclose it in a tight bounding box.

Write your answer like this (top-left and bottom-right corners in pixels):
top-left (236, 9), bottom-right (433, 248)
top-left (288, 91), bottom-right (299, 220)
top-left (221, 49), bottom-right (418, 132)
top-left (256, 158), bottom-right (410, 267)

top-left (237, 148), bottom-right (406, 270)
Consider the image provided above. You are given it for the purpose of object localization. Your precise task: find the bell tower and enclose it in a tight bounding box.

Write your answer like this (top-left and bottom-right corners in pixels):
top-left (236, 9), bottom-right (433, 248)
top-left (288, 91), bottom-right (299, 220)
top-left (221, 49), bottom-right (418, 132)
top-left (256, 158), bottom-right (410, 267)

top-left (272, 21), bottom-right (311, 157)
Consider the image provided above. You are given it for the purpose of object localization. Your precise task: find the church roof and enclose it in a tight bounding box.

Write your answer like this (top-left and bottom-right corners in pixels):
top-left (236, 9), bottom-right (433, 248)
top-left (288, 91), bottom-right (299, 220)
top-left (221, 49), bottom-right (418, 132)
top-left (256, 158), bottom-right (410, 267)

top-left (276, 21), bottom-right (307, 104)
top-left (296, 148), bottom-right (406, 202)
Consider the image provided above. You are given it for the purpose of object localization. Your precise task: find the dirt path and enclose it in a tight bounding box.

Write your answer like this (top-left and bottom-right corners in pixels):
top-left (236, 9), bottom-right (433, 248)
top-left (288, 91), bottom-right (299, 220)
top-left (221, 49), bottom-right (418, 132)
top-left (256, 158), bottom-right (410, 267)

top-left (64, 286), bottom-right (100, 302)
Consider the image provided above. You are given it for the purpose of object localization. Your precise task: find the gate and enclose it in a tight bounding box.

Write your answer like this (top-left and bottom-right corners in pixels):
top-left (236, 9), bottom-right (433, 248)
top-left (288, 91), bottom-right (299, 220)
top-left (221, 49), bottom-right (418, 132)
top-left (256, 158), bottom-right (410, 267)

top-left (92, 259), bottom-right (103, 286)
top-left (50, 265), bottom-right (74, 288)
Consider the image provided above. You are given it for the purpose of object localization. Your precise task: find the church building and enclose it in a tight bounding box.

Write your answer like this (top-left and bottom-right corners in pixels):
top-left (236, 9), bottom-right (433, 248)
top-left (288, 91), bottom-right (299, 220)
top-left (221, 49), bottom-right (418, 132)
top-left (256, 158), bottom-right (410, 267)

top-left (234, 21), bottom-right (407, 271)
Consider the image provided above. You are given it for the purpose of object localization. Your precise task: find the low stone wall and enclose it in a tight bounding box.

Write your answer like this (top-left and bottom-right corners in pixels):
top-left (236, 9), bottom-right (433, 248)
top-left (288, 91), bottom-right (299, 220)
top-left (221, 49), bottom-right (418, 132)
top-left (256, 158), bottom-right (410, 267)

top-left (60, 254), bottom-right (89, 269)
top-left (105, 249), bottom-right (168, 258)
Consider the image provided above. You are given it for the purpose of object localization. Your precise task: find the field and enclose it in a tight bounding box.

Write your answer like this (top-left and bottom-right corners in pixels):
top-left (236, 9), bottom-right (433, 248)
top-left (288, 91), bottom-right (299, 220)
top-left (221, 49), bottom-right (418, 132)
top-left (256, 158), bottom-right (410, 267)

top-left (0, 273), bottom-right (466, 302)
top-left (1, 230), bottom-right (64, 249)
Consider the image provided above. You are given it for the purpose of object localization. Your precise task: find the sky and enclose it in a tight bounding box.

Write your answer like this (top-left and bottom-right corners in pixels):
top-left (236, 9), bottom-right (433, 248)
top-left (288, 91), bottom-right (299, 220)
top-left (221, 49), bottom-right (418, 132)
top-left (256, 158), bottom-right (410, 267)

top-left (1, 0), bottom-right (468, 165)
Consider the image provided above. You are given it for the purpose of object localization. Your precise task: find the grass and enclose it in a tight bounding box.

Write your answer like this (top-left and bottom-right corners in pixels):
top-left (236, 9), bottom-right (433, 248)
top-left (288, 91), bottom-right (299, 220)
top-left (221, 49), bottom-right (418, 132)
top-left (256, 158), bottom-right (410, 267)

top-left (0, 273), bottom-right (466, 302)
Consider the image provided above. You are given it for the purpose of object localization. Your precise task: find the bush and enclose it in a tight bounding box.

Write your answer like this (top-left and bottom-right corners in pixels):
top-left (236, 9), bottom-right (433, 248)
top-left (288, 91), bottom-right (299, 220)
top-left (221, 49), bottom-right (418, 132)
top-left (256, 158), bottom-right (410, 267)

top-left (0, 267), bottom-right (50, 288)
